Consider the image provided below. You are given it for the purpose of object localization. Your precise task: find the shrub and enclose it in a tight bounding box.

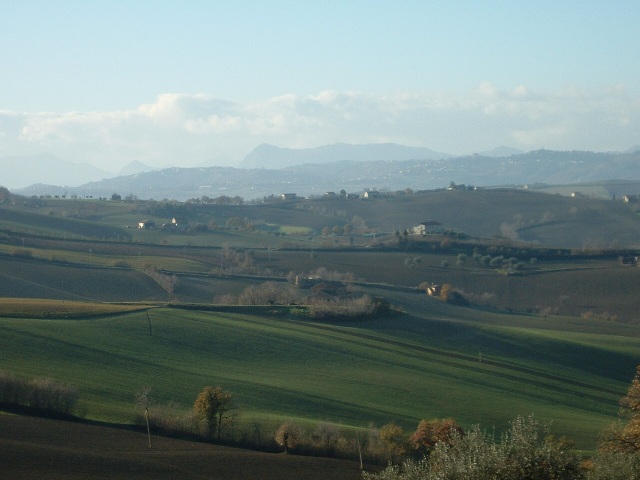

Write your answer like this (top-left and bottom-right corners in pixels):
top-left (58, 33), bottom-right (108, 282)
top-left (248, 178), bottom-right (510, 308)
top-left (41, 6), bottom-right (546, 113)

top-left (598, 364), bottom-right (640, 453)
top-left (237, 281), bottom-right (296, 306)
top-left (135, 401), bottom-right (194, 438)
top-left (365, 415), bottom-right (582, 480)
top-left (307, 295), bottom-right (380, 320)
top-left (193, 386), bottom-right (234, 439)
top-left (275, 421), bottom-right (304, 453)
top-left (311, 422), bottom-right (341, 457)
top-left (585, 451), bottom-right (640, 479)
top-left (366, 423), bottom-right (410, 464)
top-left (440, 284), bottom-right (469, 306)
top-left (0, 371), bottom-right (79, 416)
top-left (409, 418), bottom-right (463, 456)
top-left (28, 377), bottom-right (79, 415)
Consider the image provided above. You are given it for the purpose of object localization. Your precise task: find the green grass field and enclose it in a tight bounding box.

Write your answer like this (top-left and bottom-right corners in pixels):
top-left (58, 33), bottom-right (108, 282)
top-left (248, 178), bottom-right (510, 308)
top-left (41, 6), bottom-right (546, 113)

top-left (0, 302), bottom-right (638, 450)
top-left (1, 190), bottom-right (640, 454)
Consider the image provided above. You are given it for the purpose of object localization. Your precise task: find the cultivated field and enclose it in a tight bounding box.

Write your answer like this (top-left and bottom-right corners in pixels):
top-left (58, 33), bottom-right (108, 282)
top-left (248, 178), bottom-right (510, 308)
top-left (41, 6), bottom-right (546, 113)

top-left (0, 414), bottom-right (366, 480)
top-left (0, 301), bottom-right (638, 450)
top-left (1, 187), bottom-right (639, 472)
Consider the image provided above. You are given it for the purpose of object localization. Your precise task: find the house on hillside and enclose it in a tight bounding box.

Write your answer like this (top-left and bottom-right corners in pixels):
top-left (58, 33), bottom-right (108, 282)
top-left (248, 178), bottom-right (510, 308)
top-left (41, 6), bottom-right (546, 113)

top-left (413, 220), bottom-right (444, 235)
top-left (281, 193), bottom-right (297, 200)
top-left (623, 194), bottom-right (639, 203)
top-left (138, 220), bottom-right (155, 229)
top-left (162, 217), bottom-right (190, 231)
top-left (362, 190), bottom-right (381, 199)
top-left (426, 284), bottom-right (442, 296)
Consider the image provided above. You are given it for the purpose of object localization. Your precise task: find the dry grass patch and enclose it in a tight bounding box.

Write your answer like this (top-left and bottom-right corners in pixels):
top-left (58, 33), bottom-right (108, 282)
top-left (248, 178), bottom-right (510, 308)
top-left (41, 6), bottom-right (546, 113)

top-left (0, 298), bottom-right (150, 318)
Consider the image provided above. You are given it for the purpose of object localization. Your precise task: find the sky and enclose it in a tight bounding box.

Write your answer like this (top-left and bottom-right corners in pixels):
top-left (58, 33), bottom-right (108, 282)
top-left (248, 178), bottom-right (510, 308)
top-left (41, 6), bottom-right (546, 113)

top-left (0, 1), bottom-right (639, 172)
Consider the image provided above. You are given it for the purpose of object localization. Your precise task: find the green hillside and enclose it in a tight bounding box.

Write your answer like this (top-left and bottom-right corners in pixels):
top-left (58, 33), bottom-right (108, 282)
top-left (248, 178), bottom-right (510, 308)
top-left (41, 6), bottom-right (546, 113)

top-left (1, 188), bottom-right (640, 453)
top-left (1, 304), bottom-right (638, 450)
top-left (4, 187), bottom-right (640, 249)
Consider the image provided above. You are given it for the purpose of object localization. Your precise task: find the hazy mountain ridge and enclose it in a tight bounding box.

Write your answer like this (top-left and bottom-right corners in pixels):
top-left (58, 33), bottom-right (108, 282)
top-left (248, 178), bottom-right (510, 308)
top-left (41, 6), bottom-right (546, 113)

top-left (241, 142), bottom-right (452, 168)
top-left (13, 148), bottom-right (640, 201)
top-left (117, 160), bottom-right (156, 176)
top-left (0, 154), bottom-right (111, 189)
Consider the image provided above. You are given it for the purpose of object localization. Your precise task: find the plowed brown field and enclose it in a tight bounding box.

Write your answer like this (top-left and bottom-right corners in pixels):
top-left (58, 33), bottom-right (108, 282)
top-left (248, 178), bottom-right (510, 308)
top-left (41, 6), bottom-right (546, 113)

top-left (0, 414), bottom-right (367, 480)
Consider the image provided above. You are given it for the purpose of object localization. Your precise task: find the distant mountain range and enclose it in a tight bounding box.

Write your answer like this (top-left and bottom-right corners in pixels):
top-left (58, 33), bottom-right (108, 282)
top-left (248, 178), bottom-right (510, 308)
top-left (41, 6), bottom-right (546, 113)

top-left (241, 143), bottom-right (453, 168)
top-left (0, 155), bottom-right (155, 189)
top-left (11, 145), bottom-right (640, 201)
top-left (116, 160), bottom-right (156, 177)
top-left (0, 154), bottom-right (110, 189)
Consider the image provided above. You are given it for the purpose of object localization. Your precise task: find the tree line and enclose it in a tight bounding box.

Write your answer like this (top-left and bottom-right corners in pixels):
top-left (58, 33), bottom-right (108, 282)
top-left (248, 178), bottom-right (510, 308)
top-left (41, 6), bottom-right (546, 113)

top-left (2, 364), bottom-right (640, 478)
top-left (0, 371), bottom-right (79, 417)
top-left (366, 365), bottom-right (640, 479)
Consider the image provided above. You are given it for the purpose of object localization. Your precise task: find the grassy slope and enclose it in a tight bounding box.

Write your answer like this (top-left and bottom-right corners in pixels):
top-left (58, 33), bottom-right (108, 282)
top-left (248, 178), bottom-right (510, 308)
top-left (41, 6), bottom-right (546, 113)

top-left (8, 188), bottom-right (640, 249)
top-left (1, 193), bottom-right (640, 452)
top-left (0, 256), bottom-right (168, 302)
top-left (0, 304), bottom-right (638, 450)
top-left (303, 189), bottom-right (640, 249)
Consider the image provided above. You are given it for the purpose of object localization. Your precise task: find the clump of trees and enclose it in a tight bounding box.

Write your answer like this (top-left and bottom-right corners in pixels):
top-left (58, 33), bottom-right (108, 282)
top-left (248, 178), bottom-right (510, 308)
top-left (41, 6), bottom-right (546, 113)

top-left (193, 386), bottom-right (234, 439)
top-left (409, 418), bottom-right (463, 456)
top-left (439, 284), bottom-right (469, 306)
top-left (275, 421), bottom-right (304, 453)
top-left (237, 281), bottom-right (297, 306)
top-left (363, 366), bottom-right (640, 479)
top-left (211, 244), bottom-right (264, 275)
top-left (299, 267), bottom-right (357, 283)
top-left (364, 415), bottom-right (582, 480)
top-left (212, 263), bottom-right (389, 321)
top-left (135, 385), bottom-right (235, 442)
top-left (269, 418), bottom-right (465, 465)
top-left (0, 371), bottom-right (79, 416)
top-left (307, 294), bottom-right (389, 320)
top-left (599, 364), bottom-right (640, 453)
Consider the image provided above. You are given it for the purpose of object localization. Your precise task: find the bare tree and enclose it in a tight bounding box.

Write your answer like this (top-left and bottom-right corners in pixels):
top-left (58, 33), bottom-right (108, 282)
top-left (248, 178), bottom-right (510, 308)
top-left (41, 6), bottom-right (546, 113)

top-left (136, 386), bottom-right (152, 447)
top-left (275, 421), bottom-right (304, 453)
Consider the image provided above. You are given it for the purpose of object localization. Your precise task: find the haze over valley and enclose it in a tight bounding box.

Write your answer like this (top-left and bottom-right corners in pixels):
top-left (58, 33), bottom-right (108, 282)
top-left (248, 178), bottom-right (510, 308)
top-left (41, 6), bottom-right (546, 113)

top-left (2, 3), bottom-right (640, 479)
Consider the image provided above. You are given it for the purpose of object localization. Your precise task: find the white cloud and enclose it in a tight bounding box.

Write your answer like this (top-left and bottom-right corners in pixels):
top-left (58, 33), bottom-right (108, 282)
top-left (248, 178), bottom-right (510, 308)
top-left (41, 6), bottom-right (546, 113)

top-left (0, 85), bottom-right (638, 171)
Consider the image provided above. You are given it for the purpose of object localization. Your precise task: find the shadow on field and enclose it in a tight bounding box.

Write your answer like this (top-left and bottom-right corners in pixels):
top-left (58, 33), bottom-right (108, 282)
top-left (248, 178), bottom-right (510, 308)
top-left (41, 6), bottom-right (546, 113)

top-left (0, 413), bottom-right (368, 480)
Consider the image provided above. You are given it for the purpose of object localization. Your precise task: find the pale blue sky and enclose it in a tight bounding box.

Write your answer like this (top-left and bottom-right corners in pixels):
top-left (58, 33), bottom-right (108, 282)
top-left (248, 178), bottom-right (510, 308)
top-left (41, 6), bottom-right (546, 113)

top-left (0, 1), bottom-right (638, 170)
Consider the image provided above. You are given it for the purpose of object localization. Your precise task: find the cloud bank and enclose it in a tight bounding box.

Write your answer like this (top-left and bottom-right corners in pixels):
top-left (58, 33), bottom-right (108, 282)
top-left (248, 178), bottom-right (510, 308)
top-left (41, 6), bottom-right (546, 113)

top-left (1, 84), bottom-right (638, 172)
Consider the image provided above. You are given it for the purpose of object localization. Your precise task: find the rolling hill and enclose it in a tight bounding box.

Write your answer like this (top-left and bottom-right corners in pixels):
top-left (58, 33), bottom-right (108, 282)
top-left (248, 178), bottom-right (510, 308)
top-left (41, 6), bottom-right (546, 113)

top-left (13, 148), bottom-right (640, 201)
top-left (1, 303), bottom-right (638, 451)
top-left (0, 188), bottom-right (639, 455)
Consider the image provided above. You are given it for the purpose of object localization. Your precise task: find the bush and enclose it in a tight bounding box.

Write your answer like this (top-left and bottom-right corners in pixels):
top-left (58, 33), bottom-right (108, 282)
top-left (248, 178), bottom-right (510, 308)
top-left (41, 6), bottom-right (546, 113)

top-left (409, 418), bottom-right (463, 456)
top-left (307, 295), bottom-right (380, 320)
top-left (440, 284), bottom-right (469, 306)
top-left (585, 451), bottom-right (640, 479)
top-left (193, 386), bottom-right (234, 439)
top-left (135, 401), bottom-right (195, 438)
top-left (0, 371), bottom-right (79, 416)
top-left (275, 421), bottom-right (304, 453)
top-left (364, 415), bottom-right (582, 480)
top-left (237, 281), bottom-right (296, 306)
